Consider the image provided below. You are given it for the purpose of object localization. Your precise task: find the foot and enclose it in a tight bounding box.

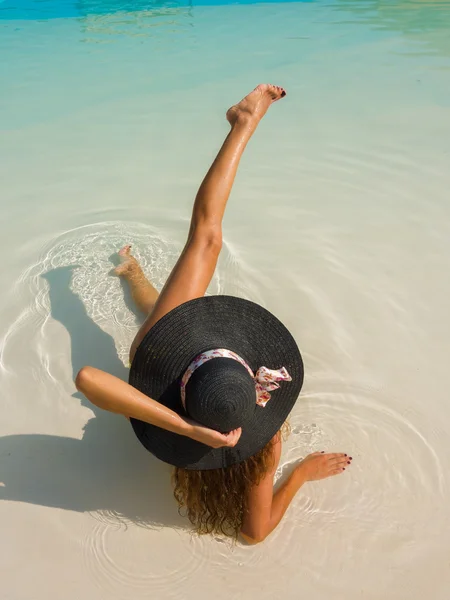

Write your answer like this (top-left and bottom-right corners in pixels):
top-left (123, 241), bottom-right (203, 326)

top-left (114, 245), bottom-right (140, 277)
top-left (226, 84), bottom-right (286, 128)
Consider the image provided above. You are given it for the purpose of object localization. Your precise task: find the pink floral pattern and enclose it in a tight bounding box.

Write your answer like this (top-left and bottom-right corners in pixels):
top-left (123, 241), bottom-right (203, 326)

top-left (180, 348), bottom-right (291, 409)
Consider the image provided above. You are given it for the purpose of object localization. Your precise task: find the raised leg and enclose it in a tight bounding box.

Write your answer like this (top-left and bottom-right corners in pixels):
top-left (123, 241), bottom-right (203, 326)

top-left (129, 84), bottom-right (286, 362)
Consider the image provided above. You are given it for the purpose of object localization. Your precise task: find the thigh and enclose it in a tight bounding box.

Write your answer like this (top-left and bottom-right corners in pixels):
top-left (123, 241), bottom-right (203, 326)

top-left (129, 235), bottom-right (219, 362)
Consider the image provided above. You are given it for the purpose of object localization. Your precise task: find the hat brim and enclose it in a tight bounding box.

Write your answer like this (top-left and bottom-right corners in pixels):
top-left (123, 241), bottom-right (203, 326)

top-left (129, 296), bottom-right (303, 470)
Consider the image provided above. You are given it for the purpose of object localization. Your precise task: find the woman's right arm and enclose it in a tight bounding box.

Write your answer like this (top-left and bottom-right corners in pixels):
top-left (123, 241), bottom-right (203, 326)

top-left (75, 366), bottom-right (241, 448)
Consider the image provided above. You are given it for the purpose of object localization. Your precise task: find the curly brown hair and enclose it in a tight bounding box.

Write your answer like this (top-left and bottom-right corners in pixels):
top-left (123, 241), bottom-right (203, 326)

top-left (172, 423), bottom-right (289, 539)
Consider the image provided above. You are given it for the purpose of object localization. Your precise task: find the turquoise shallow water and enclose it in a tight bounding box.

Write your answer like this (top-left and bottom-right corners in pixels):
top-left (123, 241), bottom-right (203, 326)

top-left (1, 1), bottom-right (450, 599)
top-left (1, 0), bottom-right (312, 20)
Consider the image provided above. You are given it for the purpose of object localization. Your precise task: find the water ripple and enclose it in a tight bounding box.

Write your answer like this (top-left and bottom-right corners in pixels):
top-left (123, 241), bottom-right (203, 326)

top-left (83, 521), bottom-right (209, 597)
top-left (9, 221), bottom-right (181, 367)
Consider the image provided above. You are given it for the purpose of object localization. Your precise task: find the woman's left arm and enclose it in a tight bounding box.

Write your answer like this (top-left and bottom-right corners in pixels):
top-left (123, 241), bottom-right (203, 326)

top-left (75, 366), bottom-right (241, 448)
top-left (241, 465), bottom-right (307, 545)
top-left (241, 446), bottom-right (350, 544)
top-left (240, 433), bottom-right (286, 544)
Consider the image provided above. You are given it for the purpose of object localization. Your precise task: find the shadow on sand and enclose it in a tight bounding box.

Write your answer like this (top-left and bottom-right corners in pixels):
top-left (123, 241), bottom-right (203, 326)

top-left (0, 266), bottom-right (185, 530)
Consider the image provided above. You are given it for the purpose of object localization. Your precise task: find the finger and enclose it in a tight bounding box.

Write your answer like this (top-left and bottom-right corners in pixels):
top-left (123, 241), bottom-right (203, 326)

top-left (222, 432), bottom-right (233, 447)
top-left (328, 456), bottom-right (350, 466)
top-left (330, 468), bottom-right (346, 476)
top-left (334, 463), bottom-right (349, 472)
top-left (327, 462), bottom-right (349, 473)
top-left (327, 458), bottom-right (349, 467)
top-left (326, 453), bottom-right (347, 460)
top-left (226, 430), bottom-right (238, 447)
top-left (226, 427), bottom-right (242, 447)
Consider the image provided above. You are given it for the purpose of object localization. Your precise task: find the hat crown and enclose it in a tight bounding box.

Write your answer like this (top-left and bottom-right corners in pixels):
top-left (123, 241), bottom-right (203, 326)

top-left (184, 358), bottom-right (256, 432)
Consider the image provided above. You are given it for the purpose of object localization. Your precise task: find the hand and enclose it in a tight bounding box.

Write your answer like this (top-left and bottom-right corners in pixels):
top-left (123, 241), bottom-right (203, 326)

top-left (295, 452), bottom-right (352, 481)
top-left (183, 418), bottom-right (242, 449)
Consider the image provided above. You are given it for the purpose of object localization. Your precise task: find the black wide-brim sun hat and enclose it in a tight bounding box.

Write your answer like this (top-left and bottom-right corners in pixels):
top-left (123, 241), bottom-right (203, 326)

top-left (129, 296), bottom-right (304, 470)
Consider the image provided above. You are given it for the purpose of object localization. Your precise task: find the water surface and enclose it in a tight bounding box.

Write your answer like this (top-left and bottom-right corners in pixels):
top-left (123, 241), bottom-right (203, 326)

top-left (1, 1), bottom-right (450, 599)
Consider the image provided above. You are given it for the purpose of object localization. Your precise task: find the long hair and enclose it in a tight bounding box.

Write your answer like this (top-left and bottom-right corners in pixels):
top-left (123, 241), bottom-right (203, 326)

top-left (172, 423), bottom-right (289, 539)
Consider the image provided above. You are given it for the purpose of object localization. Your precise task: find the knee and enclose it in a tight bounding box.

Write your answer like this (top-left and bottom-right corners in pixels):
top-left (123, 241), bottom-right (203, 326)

top-left (191, 224), bottom-right (222, 256)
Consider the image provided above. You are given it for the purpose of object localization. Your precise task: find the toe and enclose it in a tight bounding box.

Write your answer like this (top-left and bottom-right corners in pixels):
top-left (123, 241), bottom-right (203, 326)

top-left (118, 244), bottom-right (131, 256)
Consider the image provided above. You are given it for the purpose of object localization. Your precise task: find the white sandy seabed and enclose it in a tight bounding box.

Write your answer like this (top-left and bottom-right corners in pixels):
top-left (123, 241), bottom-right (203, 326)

top-left (1, 2), bottom-right (450, 599)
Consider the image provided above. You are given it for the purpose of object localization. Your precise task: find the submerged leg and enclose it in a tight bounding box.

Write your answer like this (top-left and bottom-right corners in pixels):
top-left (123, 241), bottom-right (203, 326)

top-left (130, 84), bottom-right (286, 361)
top-left (115, 245), bottom-right (159, 315)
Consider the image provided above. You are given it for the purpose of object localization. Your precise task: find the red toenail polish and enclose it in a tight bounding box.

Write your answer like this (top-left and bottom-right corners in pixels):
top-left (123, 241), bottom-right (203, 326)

top-left (344, 454), bottom-right (347, 457)
top-left (350, 457), bottom-right (353, 460)
top-left (343, 468), bottom-right (346, 470)
top-left (281, 91), bottom-right (286, 97)
top-left (347, 461), bottom-right (351, 464)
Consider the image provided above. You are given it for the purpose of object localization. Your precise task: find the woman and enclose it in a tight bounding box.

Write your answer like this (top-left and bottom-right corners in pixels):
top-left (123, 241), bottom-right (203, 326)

top-left (75, 84), bottom-right (352, 543)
